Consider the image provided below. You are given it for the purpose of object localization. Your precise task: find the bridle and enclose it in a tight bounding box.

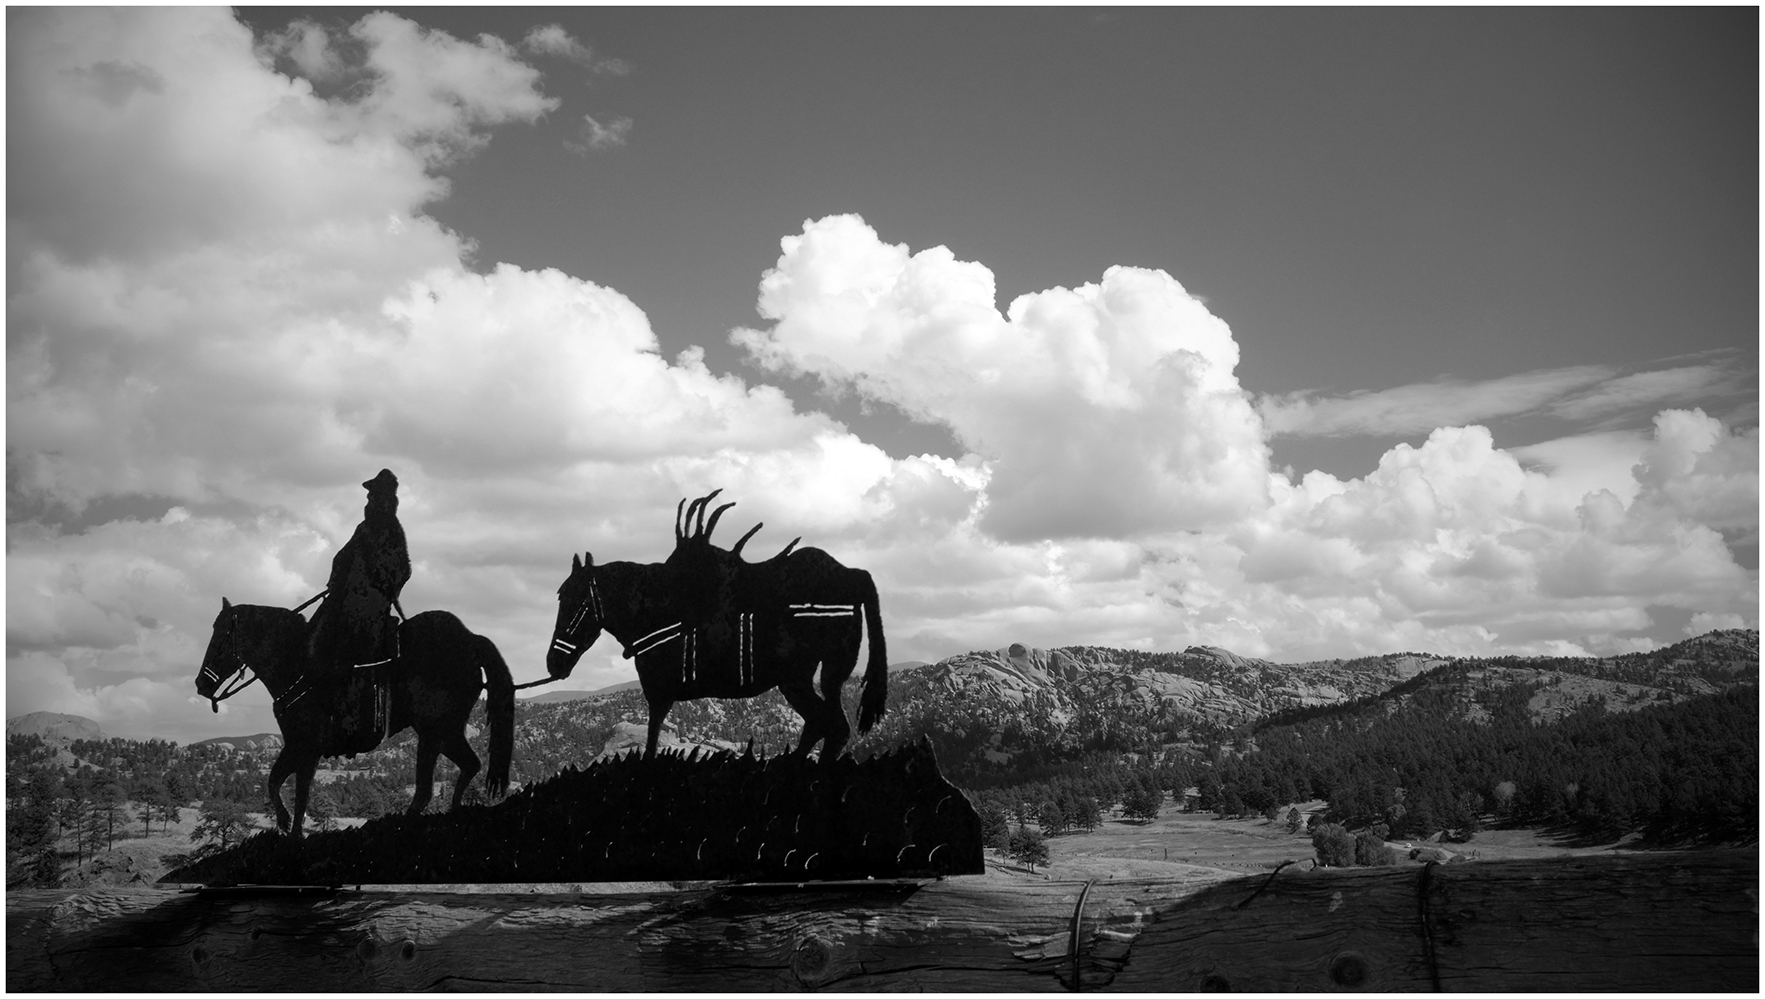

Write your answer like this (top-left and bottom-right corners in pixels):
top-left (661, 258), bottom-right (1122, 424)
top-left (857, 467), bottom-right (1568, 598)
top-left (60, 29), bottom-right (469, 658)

top-left (549, 570), bottom-right (608, 663)
top-left (508, 568), bottom-right (611, 693)
top-left (200, 615), bottom-right (260, 713)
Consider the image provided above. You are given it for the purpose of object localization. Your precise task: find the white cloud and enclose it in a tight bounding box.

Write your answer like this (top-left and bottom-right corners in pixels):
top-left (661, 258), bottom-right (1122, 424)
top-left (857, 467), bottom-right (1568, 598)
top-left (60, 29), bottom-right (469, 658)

top-left (567, 113), bottom-right (633, 153)
top-left (1549, 364), bottom-right (1744, 423)
top-left (5, 10), bottom-right (1755, 743)
top-left (1258, 365), bottom-right (1613, 437)
top-left (522, 25), bottom-right (631, 75)
top-left (1510, 430), bottom-right (1651, 506)
top-left (1260, 359), bottom-right (1752, 439)
top-left (4, 11), bottom-right (984, 739)
top-left (732, 215), bottom-right (1273, 540)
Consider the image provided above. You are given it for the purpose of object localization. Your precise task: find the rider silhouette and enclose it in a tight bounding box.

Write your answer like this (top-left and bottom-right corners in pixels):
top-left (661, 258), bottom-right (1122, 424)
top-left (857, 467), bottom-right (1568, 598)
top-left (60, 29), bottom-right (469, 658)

top-left (307, 469), bottom-right (410, 750)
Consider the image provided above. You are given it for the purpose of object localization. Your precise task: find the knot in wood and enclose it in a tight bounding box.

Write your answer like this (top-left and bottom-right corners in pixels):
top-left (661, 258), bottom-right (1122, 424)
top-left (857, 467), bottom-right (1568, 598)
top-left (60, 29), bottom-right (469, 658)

top-left (355, 937), bottom-right (378, 961)
top-left (1329, 951), bottom-right (1369, 988)
top-left (792, 935), bottom-right (832, 983)
top-left (189, 944), bottom-right (211, 972)
top-left (399, 939), bottom-right (418, 962)
top-left (1199, 972), bottom-right (1230, 991)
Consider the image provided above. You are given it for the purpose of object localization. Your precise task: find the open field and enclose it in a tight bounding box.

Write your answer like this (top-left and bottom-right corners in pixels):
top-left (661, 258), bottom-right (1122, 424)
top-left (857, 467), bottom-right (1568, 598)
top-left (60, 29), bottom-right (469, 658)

top-left (976, 799), bottom-right (1669, 884)
top-left (51, 803), bottom-right (369, 887)
top-left (51, 793), bottom-right (1702, 888)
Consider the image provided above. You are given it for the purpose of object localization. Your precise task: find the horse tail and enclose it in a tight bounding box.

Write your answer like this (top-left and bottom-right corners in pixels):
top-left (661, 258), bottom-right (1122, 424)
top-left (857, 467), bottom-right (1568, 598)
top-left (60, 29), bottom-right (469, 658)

top-left (857, 571), bottom-right (888, 733)
top-left (479, 635), bottom-right (515, 798)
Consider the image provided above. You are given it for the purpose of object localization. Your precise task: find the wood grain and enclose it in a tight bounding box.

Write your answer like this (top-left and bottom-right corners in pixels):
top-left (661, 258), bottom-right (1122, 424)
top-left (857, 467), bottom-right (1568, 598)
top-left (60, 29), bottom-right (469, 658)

top-left (10, 852), bottom-right (1756, 991)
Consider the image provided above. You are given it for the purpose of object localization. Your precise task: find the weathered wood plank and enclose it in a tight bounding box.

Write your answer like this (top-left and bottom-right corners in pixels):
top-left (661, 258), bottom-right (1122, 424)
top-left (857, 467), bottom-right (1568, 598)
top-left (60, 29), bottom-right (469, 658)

top-left (1110, 850), bottom-right (1759, 992)
top-left (9, 852), bottom-right (1756, 992)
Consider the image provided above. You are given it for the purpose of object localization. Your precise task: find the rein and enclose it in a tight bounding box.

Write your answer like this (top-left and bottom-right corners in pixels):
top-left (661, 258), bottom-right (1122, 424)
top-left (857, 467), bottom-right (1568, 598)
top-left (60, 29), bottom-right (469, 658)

top-left (208, 666), bottom-right (259, 712)
top-left (203, 616), bottom-right (261, 712)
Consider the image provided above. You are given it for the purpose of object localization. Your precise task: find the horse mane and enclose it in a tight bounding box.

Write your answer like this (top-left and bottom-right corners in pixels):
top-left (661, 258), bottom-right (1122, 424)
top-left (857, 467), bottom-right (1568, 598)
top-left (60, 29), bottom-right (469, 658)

top-left (236, 602), bottom-right (310, 634)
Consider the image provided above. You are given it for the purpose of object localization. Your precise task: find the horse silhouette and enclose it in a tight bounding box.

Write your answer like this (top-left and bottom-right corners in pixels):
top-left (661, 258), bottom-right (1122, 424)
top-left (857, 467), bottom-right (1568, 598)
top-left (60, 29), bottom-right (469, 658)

top-left (194, 598), bottom-right (515, 837)
top-left (546, 492), bottom-right (887, 761)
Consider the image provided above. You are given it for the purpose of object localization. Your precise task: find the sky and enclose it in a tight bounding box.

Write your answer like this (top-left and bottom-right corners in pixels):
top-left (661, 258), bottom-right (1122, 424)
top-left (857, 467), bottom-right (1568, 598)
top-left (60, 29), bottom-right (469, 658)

top-left (6, 7), bottom-right (1758, 744)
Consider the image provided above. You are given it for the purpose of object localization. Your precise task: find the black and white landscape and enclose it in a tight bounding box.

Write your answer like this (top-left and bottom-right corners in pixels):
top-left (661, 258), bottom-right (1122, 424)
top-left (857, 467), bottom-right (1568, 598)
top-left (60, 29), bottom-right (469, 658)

top-left (5, 8), bottom-right (1757, 897)
top-left (8, 628), bottom-right (1755, 887)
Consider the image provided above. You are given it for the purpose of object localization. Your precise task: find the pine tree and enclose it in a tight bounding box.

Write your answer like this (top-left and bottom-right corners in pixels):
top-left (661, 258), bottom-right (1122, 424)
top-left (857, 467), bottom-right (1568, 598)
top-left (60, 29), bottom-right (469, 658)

top-left (1121, 782), bottom-right (1163, 824)
top-left (190, 800), bottom-right (254, 856)
top-left (1008, 826), bottom-right (1050, 873)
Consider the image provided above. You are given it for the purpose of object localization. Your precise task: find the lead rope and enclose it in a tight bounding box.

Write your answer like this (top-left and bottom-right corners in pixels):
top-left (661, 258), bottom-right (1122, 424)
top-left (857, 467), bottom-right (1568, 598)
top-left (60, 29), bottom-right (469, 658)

top-left (1069, 878), bottom-right (1096, 992)
top-left (1418, 861), bottom-right (1442, 991)
top-left (1234, 858), bottom-right (1296, 909)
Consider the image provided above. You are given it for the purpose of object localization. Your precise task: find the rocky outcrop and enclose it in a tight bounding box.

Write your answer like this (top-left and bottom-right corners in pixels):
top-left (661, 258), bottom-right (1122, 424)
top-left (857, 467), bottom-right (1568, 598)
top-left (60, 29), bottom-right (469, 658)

top-left (6, 712), bottom-right (102, 744)
top-left (594, 720), bottom-right (740, 760)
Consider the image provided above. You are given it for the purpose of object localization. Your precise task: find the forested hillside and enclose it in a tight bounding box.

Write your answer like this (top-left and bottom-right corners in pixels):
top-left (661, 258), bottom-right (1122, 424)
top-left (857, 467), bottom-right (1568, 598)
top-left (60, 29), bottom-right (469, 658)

top-left (7, 630), bottom-right (1755, 887)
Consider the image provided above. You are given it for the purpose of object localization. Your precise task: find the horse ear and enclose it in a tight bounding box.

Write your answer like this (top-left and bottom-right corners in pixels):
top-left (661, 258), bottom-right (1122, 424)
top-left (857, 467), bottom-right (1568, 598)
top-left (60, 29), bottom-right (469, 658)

top-left (222, 596), bottom-right (232, 611)
top-left (572, 553), bottom-right (582, 571)
top-left (583, 552), bottom-right (594, 567)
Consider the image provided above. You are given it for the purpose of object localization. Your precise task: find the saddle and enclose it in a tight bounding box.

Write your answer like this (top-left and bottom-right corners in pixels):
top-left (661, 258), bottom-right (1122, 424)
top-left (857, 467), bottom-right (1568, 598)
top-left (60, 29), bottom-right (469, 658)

top-left (336, 623), bottom-right (397, 757)
top-left (284, 610), bottom-right (398, 758)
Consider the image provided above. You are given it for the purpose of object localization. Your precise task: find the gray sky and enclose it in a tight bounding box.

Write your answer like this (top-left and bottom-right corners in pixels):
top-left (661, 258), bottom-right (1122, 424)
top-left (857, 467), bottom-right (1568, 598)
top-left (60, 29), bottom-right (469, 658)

top-left (311, 7), bottom-right (1758, 462)
top-left (8, 8), bottom-right (1758, 742)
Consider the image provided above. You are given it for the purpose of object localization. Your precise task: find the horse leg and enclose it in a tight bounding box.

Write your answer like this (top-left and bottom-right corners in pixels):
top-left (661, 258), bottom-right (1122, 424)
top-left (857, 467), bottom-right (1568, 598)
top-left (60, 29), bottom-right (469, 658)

top-left (777, 679), bottom-right (827, 759)
top-left (816, 639), bottom-right (861, 762)
top-left (441, 731), bottom-right (482, 811)
top-left (408, 732), bottom-right (439, 816)
top-left (291, 753), bottom-right (319, 840)
top-left (266, 749), bottom-right (297, 834)
top-left (817, 685), bottom-right (853, 763)
top-left (645, 695), bottom-right (673, 761)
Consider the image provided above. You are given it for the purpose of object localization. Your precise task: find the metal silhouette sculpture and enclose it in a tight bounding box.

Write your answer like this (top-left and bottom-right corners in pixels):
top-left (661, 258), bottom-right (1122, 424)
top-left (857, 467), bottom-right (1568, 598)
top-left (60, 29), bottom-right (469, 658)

top-left (195, 599), bottom-right (514, 837)
top-left (546, 491), bottom-right (887, 761)
top-left (306, 468), bottom-right (411, 749)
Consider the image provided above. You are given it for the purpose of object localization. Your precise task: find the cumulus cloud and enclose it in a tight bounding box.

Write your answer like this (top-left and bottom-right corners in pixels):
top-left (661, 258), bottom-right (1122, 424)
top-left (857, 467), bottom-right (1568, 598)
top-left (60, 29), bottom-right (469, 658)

top-left (729, 217), bottom-right (1756, 658)
top-left (732, 215), bottom-right (1273, 540)
top-left (4, 10), bottom-right (983, 741)
top-left (5, 9), bottom-right (1755, 743)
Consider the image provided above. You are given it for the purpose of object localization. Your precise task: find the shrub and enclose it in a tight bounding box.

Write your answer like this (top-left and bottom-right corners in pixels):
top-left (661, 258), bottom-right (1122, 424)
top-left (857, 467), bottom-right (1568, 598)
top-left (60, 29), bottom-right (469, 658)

top-left (1354, 829), bottom-right (1396, 866)
top-left (1311, 822), bottom-right (1355, 867)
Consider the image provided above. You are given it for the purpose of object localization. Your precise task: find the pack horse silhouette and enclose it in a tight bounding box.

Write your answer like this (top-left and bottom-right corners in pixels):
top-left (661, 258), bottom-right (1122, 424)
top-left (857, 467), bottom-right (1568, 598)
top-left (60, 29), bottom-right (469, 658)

top-left (194, 599), bottom-right (515, 837)
top-left (547, 491), bottom-right (888, 760)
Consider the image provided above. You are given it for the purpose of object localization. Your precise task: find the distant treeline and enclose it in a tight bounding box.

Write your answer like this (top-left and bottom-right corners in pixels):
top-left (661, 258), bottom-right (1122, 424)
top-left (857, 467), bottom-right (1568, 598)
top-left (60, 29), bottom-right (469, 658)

top-left (1219, 684), bottom-right (1757, 843)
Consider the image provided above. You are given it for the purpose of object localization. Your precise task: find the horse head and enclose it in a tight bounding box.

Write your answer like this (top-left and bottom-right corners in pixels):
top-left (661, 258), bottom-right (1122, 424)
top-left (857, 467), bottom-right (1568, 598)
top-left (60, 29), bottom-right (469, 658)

top-left (195, 597), bottom-right (249, 711)
top-left (548, 552), bottom-right (605, 679)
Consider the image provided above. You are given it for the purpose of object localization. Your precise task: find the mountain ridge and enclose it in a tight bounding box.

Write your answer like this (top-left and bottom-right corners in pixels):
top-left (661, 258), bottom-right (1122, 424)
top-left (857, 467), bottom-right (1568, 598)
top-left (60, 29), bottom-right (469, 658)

top-left (496, 630), bottom-right (1756, 784)
top-left (6, 712), bottom-right (103, 744)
